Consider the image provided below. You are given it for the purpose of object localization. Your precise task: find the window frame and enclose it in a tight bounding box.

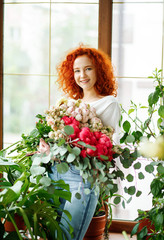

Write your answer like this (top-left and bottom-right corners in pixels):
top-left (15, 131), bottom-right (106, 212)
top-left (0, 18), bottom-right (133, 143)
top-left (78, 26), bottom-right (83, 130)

top-left (0, 0), bottom-right (3, 151)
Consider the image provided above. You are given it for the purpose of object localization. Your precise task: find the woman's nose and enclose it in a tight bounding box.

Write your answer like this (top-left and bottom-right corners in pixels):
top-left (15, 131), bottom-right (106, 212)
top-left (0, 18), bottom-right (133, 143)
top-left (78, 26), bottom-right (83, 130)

top-left (80, 70), bottom-right (86, 77)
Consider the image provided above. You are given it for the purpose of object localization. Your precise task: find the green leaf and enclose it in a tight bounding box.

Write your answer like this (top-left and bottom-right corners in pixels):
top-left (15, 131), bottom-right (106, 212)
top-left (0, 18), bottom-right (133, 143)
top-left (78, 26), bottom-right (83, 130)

top-left (54, 189), bottom-right (71, 202)
top-left (128, 108), bottom-right (135, 114)
top-left (127, 196), bottom-right (132, 203)
top-left (86, 144), bottom-right (96, 150)
top-left (138, 172), bottom-right (144, 179)
top-left (122, 200), bottom-right (125, 209)
top-left (75, 192), bottom-right (81, 199)
top-left (123, 121), bottom-right (131, 133)
top-left (134, 162), bottom-right (141, 169)
top-left (30, 165), bottom-right (45, 176)
top-left (39, 176), bottom-right (51, 186)
top-left (126, 135), bottom-right (135, 143)
top-left (84, 188), bottom-right (91, 195)
top-left (77, 141), bottom-right (87, 147)
top-left (124, 187), bottom-right (128, 193)
top-left (64, 125), bottom-right (74, 135)
top-left (138, 226), bottom-right (148, 239)
top-left (127, 186), bottom-right (136, 195)
top-left (57, 138), bottom-right (66, 146)
top-left (145, 164), bottom-right (154, 173)
top-left (136, 190), bottom-right (142, 197)
top-left (67, 153), bottom-right (76, 163)
top-left (154, 212), bottom-right (163, 229)
top-left (148, 90), bottom-right (159, 107)
top-left (157, 164), bottom-right (164, 174)
top-left (114, 196), bottom-right (121, 204)
top-left (126, 174), bottom-right (134, 182)
top-left (131, 222), bottom-right (140, 236)
top-left (151, 179), bottom-right (163, 197)
top-left (100, 155), bottom-right (109, 160)
top-left (59, 147), bottom-right (68, 156)
top-left (72, 147), bottom-right (81, 156)
top-left (158, 105), bottom-right (164, 118)
top-left (120, 132), bottom-right (128, 144)
top-left (56, 162), bottom-right (69, 174)
top-left (132, 131), bottom-right (143, 142)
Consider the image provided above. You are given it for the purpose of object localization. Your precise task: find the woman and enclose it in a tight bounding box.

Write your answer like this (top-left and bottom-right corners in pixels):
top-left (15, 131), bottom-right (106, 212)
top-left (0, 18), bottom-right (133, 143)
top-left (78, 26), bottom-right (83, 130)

top-left (49, 45), bottom-right (121, 240)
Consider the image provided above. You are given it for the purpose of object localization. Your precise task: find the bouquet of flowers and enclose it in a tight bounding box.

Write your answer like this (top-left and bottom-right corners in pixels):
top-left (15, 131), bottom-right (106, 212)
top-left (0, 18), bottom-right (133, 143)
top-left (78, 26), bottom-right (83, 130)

top-left (15, 98), bottom-right (123, 199)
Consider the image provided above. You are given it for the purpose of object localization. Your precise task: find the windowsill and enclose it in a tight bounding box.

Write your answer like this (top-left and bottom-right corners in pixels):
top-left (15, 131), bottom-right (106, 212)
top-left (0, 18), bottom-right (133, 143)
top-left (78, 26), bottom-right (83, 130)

top-left (110, 219), bottom-right (138, 233)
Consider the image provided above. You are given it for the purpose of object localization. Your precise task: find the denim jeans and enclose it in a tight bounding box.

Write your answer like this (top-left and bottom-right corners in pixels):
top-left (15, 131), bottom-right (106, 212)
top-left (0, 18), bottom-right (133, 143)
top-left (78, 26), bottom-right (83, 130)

top-left (49, 163), bottom-right (99, 240)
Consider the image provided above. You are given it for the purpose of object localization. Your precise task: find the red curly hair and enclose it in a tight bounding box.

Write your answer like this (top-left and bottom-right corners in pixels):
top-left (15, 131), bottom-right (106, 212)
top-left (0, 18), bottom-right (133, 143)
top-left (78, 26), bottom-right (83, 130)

top-left (56, 45), bottom-right (117, 100)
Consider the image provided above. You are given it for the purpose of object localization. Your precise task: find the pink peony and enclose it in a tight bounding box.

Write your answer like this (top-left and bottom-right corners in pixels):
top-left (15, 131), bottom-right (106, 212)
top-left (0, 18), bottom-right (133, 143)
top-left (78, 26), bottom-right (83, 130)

top-left (80, 149), bottom-right (87, 158)
top-left (69, 123), bottom-right (80, 140)
top-left (86, 147), bottom-right (97, 157)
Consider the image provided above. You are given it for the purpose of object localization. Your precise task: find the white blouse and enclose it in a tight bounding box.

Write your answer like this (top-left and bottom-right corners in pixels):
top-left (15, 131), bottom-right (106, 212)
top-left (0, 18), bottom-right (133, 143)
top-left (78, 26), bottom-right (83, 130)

top-left (89, 95), bottom-right (121, 132)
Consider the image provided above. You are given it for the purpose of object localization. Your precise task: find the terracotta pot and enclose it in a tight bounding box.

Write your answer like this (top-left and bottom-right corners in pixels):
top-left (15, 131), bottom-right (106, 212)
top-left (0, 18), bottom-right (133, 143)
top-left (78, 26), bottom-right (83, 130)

top-left (4, 214), bottom-right (26, 232)
top-left (83, 213), bottom-right (106, 240)
top-left (138, 218), bottom-right (155, 240)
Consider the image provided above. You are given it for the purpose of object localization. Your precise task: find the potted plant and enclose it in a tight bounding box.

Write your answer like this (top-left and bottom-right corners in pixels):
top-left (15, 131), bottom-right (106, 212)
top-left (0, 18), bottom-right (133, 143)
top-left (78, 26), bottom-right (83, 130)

top-left (119, 69), bottom-right (164, 239)
top-left (0, 144), bottom-right (72, 240)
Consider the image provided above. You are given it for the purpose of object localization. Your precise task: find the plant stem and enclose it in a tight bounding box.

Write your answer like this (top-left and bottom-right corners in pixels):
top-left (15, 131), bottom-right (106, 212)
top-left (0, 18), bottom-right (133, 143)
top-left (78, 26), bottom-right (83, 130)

top-left (0, 141), bottom-right (20, 153)
top-left (5, 207), bottom-right (23, 240)
top-left (122, 231), bottom-right (130, 240)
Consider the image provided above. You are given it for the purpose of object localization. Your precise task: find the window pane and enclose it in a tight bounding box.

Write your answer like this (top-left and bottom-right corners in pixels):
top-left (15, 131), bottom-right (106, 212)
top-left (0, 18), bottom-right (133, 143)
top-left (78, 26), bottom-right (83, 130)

top-left (113, 0), bottom-right (162, 2)
top-left (5, 0), bottom-right (98, 2)
top-left (4, 75), bottom-right (49, 144)
top-left (4, 4), bottom-right (50, 75)
top-left (50, 75), bottom-right (63, 105)
top-left (51, 3), bottom-right (99, 74)
top-left (112, 3), bottom-right (163, 77)
top-left (115, 76), bottom-right (156, 220)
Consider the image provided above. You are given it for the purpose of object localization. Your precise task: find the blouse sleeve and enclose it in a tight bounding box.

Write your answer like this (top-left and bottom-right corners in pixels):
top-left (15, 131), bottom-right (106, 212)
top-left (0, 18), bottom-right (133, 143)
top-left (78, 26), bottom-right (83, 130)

top-left (99, 101), bottom-right (121, 131)
top-left (90, 96), bottom-right (121, 132)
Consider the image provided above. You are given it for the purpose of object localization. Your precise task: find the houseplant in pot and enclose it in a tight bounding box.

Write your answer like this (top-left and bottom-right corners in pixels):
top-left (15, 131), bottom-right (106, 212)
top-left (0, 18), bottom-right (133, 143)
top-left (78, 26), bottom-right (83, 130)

top-left (0, 144), bottom-right (73, 240)
top-left (119, 68), bottom-right (164, 239)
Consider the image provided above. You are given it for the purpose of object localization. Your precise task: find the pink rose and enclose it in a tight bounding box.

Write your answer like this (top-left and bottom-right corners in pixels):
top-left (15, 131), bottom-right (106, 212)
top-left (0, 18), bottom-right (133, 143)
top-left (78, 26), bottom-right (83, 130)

top-left (38, 138), bottom-right (50, 155)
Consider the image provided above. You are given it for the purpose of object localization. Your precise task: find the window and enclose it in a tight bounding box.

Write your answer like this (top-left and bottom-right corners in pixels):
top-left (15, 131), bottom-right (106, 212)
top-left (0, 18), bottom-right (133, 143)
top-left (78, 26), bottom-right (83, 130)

top-left (3, 0), bottom-right (99, 146)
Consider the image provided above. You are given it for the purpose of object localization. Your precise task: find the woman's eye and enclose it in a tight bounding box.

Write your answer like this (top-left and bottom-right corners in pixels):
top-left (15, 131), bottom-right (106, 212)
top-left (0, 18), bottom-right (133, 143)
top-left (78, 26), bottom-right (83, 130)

top-left (74, 69), bottom-right (80, 73)
top-left (86, 67), bottom-right (92, 71)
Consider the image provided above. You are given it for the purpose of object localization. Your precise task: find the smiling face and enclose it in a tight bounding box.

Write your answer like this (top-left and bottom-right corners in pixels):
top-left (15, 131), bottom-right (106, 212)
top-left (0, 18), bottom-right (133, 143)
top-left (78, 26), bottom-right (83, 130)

top-left (73, 55), bottom-right (97, 93)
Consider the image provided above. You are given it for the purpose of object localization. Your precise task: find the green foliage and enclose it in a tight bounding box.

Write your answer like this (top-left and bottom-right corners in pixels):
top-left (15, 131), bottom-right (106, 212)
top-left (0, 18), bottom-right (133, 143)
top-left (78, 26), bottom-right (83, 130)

top-left (120, 69), bottom-right (164, 239)
top-left (0, 150), bottom-right (72, 239)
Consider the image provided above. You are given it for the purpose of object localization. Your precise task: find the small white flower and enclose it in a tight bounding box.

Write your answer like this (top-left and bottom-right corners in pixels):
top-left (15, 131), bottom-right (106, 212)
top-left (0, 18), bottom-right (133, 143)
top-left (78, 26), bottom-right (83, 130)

top-left (66, 106), bottom-right (74, 115)
top-left (50, 105), bottom-right (56, 111)
top-left (67, 99), bottom-right (76, 107)
top-left (75, 114), bottom-right (82, 121)
top-left (71, 111), bottom-right (77, 117)
top-left (82, 116), bottom-right (89, 123)
top-left (49, 131), bottom-right (55, 139)
top-left (75, 108), bottom-right (82, 114)
top-left (81, 108), bottom-right (90, 116)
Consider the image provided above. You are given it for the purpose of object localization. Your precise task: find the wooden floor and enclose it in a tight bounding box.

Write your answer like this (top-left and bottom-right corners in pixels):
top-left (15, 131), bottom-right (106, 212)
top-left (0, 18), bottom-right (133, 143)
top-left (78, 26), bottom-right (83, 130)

top-left (109, 233), bottom-right (136, 240)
